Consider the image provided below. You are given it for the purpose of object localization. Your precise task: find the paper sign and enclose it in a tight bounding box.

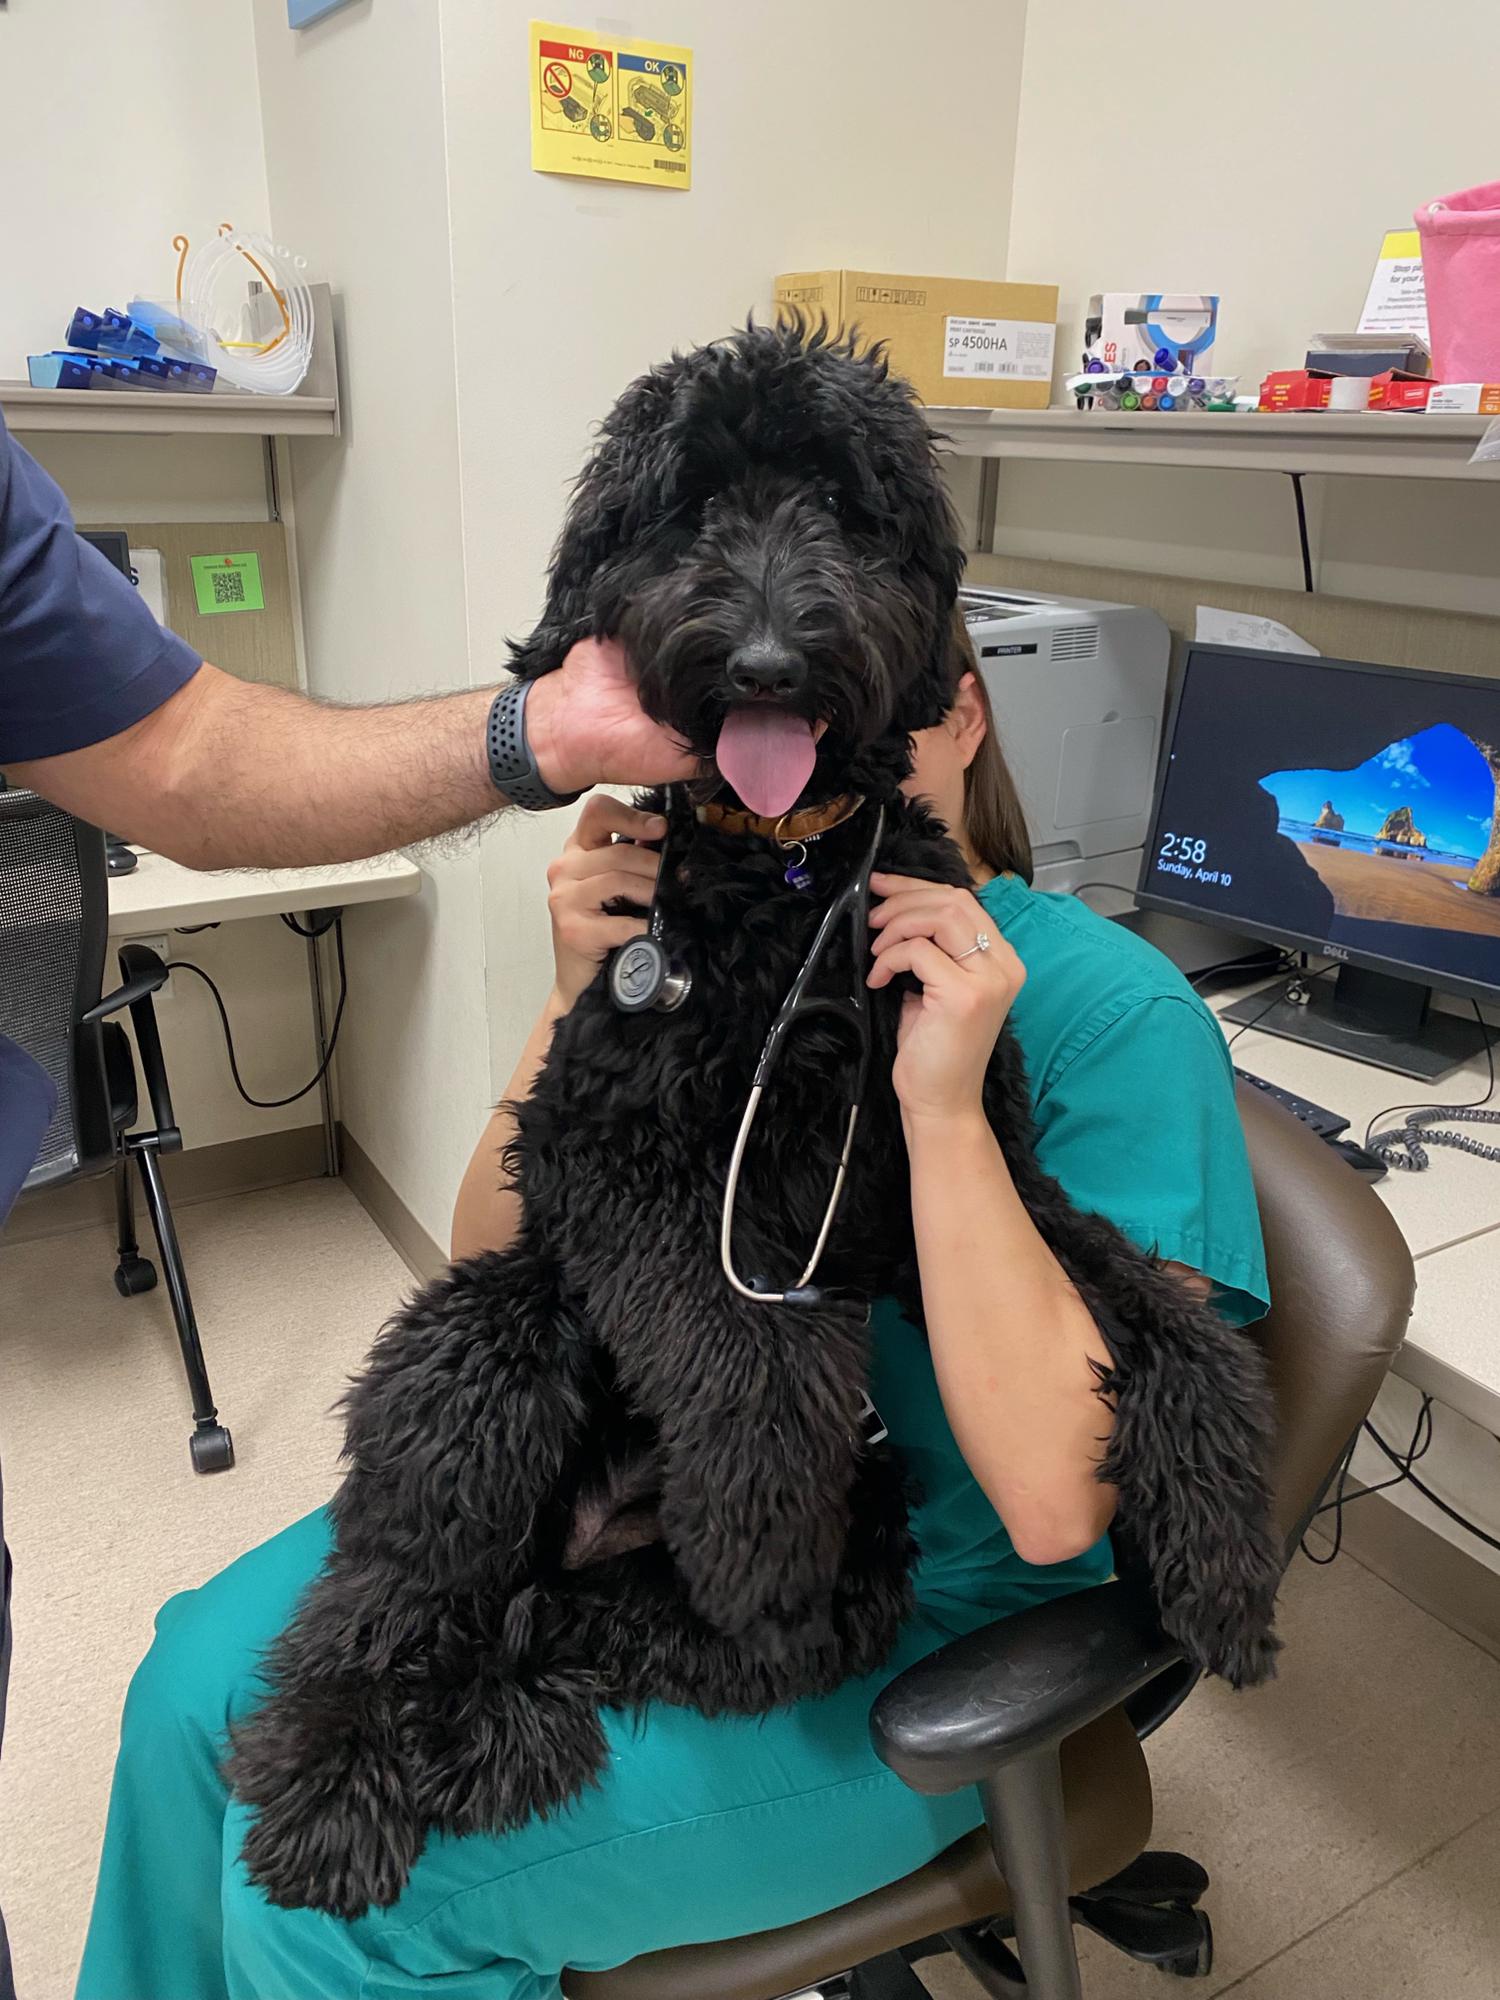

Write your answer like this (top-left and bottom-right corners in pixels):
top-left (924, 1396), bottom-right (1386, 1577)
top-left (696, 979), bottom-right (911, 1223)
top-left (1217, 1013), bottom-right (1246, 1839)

top-left (1358, 228), bottom-right (1429, 341)
top-left (1195, 607), bottom-right (1319, 656)
top-left (190, 552), bottom-right (265, 616)
top-left (530, 22), bottom-right (691, 189)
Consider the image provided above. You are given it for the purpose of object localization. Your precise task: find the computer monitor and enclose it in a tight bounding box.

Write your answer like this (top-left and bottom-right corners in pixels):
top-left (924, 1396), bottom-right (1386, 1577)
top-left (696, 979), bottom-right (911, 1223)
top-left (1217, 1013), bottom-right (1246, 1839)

top-left (1137, 643), bottom-right (1500, 1079)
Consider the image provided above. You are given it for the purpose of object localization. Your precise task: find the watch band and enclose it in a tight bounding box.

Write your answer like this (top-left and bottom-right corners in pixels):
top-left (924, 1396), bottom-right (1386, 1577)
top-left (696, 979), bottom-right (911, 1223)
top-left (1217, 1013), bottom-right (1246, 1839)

top-left (485, 679), bottom-right (583, 811)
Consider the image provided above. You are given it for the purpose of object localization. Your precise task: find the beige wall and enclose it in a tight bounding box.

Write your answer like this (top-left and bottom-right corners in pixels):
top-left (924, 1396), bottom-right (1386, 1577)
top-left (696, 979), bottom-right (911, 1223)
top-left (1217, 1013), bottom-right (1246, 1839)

top-left (437, 0), bottom-right (1030, 1098)
top-left (0, 0), bottom-right (271, 379)
top-left (1, 4), bottom-right (324, 1154)
top-left (250, 0), bottom-right (493, 1253)
top-left (999, 0), bottom-right (1500, 614)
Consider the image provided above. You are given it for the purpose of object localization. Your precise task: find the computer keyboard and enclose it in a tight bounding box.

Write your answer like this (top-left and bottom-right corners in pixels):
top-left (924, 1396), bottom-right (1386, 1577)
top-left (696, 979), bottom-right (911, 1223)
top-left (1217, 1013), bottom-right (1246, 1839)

top-left (1233, 1067), bottom-right (1350, 1141)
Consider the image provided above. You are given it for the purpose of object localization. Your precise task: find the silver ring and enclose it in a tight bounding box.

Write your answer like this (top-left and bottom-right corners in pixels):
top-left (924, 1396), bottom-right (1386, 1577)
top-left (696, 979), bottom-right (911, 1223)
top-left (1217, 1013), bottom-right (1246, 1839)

top-left (953, 932), bottom-right (991, 963)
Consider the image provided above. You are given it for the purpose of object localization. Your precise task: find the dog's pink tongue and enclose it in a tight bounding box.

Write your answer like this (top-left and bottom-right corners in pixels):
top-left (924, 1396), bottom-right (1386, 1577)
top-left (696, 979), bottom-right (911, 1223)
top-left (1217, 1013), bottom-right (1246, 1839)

top-left (715, 708), bottom-right (817, 817)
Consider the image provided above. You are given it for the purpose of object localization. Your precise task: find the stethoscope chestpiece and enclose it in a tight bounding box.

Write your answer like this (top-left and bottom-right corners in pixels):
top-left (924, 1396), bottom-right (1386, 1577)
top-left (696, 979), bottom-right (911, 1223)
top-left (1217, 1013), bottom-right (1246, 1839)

top-left (608, 933), bottom-right (692, 1014)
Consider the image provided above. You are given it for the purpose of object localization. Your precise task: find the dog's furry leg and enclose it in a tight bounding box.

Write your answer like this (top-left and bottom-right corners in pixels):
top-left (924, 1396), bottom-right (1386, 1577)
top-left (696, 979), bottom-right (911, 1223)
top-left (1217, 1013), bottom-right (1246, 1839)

top-left (227, 1242), bottom-right (597, 1917)
top-left (595, 1234), bottom-right (872, 1645)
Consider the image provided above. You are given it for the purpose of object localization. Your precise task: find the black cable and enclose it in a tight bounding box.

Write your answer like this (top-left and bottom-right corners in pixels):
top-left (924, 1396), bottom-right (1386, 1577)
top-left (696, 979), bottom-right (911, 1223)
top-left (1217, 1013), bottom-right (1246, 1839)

top-left (173, 922), bottom-right (221, 935)
top-left (1360, 1415), bottom-right (1500, 1556)
top-left (167, 917), bottom-right (347, 1109)
top-left (1364, 1003), bottom-right (1497, 1161)
top-left (1189, 949), bottom-right (1297, 993)
top-left (1301, 1395), bottom-right (1434, 1565)
top-left (280, 910), bottom-right (340, 940)
top-left (1225, 960), bottom-right (1333, 1051)
top-left (1289, 471), bottom-right (1314, 593)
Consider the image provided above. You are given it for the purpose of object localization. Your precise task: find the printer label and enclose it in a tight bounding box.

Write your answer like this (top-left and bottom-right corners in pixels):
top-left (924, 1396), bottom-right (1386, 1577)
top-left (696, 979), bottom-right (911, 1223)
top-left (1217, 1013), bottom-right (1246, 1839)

top-left (981, 642), bottom-right (1040, 657)
top-left (943, 316), bottom-right (1056, 382)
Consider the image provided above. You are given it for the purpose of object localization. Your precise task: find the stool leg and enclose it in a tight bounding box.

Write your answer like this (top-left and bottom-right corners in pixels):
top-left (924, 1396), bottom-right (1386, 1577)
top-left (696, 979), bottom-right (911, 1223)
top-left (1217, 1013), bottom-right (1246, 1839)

top-left (133, 1145), bottom-right (235, 1474)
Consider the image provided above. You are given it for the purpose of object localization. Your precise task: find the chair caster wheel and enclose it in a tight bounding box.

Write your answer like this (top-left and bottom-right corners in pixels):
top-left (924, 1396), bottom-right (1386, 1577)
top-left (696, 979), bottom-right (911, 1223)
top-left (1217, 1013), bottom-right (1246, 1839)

top-left (189, 1425), bottom-right (235, 1475)
top-left (114, 1255), bottom-right (157, 1297)
top-left (1163, 1911), bottom-right (1212, 1978)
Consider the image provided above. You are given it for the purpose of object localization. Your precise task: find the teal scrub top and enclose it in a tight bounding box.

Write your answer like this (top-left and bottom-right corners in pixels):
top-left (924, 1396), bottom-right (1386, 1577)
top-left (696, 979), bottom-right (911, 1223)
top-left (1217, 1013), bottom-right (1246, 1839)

top-left (869, 870), bottom-right (1271, 1628)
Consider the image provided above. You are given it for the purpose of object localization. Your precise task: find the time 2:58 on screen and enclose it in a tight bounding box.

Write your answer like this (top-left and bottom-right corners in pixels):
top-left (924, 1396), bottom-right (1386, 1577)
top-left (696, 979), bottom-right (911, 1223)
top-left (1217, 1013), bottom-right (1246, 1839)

top-left (1158, 832), bottom-right (1208, 865)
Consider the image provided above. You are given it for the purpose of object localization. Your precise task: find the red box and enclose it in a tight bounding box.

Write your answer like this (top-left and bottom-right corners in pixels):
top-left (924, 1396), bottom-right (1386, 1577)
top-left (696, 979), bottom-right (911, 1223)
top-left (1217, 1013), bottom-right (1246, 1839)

top-left (1368, 369), bottom-right (1435, 411)
top-left (1259, 369), bottom-right (1333, 411)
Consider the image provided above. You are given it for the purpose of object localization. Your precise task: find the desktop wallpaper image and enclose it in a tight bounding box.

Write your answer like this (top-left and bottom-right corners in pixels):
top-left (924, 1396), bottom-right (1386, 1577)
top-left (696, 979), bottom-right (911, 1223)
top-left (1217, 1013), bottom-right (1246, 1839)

top-left (1260, 723), bottom-right (1500, 943)
top-left (1145, 651), bottom-right (1500, 991)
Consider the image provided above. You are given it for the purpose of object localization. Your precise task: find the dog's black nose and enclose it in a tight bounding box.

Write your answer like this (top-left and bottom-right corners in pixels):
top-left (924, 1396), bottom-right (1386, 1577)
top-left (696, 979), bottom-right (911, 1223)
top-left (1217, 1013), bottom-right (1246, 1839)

top-left (726, 640), bottom-right (805, 700)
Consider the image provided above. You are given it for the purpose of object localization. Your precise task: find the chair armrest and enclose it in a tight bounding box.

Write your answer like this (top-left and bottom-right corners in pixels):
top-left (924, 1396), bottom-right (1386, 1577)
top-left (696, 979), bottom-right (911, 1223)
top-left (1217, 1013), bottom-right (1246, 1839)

top-left (870, 1581), bottom-right (1181, 1795)
top-left (83, 944), bottom-right (180, 1149)
top-left (81, 942), bottom-right (169, 1025)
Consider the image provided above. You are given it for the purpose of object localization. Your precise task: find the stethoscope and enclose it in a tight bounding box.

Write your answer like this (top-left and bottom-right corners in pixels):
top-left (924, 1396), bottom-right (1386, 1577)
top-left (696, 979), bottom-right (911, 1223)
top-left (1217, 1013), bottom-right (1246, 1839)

top-left (608, 791), bottom-right (887, 1312)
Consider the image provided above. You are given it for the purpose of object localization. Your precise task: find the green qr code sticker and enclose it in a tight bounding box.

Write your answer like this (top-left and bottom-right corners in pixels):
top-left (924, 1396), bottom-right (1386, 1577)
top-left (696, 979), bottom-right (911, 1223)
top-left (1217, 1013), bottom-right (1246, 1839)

top-left (190, 552), bottom-right (265, 616)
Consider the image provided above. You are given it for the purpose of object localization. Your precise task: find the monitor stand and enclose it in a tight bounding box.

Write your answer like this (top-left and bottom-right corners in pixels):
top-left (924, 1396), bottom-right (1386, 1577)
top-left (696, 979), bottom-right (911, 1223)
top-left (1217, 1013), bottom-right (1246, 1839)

top-left (1221, 963), bottom-right (1490, 1082)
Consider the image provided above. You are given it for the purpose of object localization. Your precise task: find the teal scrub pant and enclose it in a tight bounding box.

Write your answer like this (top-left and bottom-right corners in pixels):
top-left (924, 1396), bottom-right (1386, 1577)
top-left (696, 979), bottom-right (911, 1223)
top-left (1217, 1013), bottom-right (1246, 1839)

top-left (77, 1510), bottom-right (994, 2000)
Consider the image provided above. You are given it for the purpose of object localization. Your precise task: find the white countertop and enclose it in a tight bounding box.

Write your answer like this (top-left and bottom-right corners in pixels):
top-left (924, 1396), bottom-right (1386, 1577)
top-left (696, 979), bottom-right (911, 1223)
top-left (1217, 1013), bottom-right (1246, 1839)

top-left (107, 848), bottom-right (422, 933)
top-left (1213, 978), bottom-right (1500, 1427)
top-left (1214, 982), bottom-right (1500, 1263)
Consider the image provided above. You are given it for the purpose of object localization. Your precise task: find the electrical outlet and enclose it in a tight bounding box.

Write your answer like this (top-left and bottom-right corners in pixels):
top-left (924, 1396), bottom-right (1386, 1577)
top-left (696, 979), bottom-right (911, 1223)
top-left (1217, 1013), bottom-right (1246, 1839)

top-left (122, 934), bottom-right (174, 1006)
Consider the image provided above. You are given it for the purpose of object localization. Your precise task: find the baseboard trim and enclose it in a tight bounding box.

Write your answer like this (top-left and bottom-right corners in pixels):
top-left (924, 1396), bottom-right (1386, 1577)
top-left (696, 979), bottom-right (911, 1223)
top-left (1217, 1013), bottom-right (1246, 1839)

top-left (1330, 1483), bottom-right (1500, 1663)
top-left (11, 1125), bottom-right (326, 1244)
top-left (337, 1124), bottom-right (447, 1284)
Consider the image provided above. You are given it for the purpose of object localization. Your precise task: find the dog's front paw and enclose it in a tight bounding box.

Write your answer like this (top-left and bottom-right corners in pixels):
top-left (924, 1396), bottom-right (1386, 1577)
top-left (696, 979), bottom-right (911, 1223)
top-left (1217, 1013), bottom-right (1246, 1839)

top-left (227, 1684), bottom-right (424, 1918)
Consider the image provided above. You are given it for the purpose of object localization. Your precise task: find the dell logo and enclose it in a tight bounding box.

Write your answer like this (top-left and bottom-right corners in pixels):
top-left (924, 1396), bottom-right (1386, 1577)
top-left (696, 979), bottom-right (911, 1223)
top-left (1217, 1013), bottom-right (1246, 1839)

top-left (1323, 943), bottom-right (1349, 961)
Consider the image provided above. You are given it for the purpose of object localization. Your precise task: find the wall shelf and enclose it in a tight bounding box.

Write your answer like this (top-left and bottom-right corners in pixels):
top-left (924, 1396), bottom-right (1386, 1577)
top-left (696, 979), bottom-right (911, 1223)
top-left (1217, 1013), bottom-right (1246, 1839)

top-left (2, 284), bottom-right (341, 440)
top-left (1, 383), bottom-right (338, 439)
top-left (929, 406), bottom-right (1500, 482)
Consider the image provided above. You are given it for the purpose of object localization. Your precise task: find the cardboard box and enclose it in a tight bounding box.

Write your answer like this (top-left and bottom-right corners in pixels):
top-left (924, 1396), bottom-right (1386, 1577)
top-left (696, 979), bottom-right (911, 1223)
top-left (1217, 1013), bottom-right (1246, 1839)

top-left (1368, 370), bottom-right (1434, 411)
top-left (1085, 292), bottom-right (1219, 372)
top-left (1259, 369), bottom-right (1333, 411)
top-left (773, 269), bottom-right (1058, 409)
top-left (1426, 382), bottom-right (1500, 415)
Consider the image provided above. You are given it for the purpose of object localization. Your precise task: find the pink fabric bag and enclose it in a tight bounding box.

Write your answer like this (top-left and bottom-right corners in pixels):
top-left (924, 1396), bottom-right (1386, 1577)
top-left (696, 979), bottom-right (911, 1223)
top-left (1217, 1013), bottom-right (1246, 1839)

top-left (1416, 179), bottom-right (1500, 381)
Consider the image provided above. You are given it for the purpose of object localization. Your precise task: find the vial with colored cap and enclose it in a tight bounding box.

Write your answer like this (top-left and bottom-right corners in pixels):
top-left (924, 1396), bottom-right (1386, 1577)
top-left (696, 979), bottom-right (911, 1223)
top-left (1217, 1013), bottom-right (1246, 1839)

top-left (1120, 390), bottom-right (1142, 410)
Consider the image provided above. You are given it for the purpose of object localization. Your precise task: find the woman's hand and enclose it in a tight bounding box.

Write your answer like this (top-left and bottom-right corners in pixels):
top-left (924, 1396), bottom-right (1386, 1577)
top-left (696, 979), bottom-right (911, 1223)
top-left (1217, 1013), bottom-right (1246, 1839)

top-left (867, 873), bottom-right (1025, 1126)
top-left (546, 794), bottom-right (665, 1010)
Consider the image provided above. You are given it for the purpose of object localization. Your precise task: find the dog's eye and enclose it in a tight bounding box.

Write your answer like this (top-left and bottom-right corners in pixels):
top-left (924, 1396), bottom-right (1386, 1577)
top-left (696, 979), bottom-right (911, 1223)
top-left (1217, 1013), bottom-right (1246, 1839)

top-left (820, 489), bottom-right (843, 516)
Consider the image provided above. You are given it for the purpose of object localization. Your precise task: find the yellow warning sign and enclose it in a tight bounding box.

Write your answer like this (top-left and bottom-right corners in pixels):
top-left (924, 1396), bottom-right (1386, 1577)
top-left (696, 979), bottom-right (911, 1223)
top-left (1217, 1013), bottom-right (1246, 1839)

top-left (530, 21), bottom-right (691, 190)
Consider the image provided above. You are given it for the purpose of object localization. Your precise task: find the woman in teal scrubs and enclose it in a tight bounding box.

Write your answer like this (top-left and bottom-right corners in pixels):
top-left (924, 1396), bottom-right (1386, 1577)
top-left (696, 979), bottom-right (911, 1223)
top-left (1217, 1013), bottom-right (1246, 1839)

top-left (78, 635), bottom-right (1269, 2000)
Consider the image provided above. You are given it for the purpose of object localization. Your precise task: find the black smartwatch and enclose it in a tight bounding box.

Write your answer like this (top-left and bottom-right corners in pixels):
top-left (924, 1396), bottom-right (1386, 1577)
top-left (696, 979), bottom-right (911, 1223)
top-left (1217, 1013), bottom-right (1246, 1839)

top-left (485, 680), bottom-right (584, 811)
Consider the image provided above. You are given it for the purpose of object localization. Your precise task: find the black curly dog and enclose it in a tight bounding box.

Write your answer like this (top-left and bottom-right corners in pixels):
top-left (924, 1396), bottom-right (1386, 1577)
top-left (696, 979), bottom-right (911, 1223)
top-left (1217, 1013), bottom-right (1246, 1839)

top-left (227, 322), bottom-right (1282, 1919)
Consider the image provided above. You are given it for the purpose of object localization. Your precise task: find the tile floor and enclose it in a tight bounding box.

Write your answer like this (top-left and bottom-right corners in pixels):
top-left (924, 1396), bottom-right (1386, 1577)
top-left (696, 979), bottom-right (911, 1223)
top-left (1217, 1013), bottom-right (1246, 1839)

top-left (3, 1180), bottom-right (1498, 1999)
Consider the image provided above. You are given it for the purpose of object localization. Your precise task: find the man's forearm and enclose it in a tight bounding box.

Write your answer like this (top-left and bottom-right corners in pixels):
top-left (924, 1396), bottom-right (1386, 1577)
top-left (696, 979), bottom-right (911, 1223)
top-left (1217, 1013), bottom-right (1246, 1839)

top-left (9, 663), bottom-right (500, 868)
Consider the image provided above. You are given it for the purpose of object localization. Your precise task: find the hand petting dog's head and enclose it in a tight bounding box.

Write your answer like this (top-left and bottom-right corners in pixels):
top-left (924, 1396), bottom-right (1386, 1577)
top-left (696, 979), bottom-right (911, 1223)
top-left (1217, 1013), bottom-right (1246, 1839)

top-left (514, 320), bottom-right (965, 812)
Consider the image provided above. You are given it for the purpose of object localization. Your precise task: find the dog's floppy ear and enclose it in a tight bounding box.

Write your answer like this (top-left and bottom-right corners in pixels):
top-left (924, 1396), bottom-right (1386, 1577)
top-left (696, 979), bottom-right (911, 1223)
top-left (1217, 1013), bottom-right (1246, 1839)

top-left (510, 362), bottom-right (686, 679)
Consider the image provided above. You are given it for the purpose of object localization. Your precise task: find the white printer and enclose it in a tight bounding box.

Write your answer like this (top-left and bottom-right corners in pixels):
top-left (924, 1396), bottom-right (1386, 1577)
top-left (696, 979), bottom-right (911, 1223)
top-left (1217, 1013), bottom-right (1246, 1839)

top-left (960, 586), bottom-right (1171, 894)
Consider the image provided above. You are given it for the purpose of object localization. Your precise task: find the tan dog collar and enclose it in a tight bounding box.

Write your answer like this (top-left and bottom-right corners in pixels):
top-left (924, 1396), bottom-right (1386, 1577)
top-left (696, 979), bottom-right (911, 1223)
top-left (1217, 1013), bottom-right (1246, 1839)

top-left (695, 794), bottom-right (866, 845)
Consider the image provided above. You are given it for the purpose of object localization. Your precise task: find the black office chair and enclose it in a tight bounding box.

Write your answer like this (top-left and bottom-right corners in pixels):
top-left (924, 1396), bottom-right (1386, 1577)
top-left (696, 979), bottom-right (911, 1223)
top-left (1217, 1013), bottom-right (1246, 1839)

top-left (566, 1084), bottom-right (1416, 2000)
top-left (0, 787), bottom-right (234, 1474)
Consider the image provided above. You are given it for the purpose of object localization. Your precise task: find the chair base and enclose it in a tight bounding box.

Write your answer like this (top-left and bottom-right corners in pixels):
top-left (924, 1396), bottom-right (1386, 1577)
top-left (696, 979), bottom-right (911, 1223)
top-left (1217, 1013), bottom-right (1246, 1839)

top-left (778, 1854), bottom-right (1213, 2000)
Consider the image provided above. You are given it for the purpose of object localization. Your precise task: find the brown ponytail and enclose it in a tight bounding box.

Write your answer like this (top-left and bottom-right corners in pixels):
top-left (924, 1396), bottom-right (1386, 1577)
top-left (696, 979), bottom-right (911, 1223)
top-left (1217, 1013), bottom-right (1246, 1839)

top-left (952, 614), bottom-right (1034, 883)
